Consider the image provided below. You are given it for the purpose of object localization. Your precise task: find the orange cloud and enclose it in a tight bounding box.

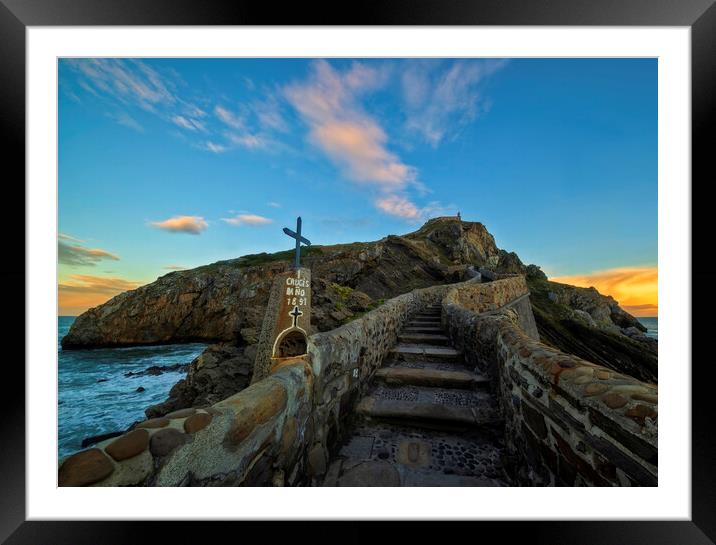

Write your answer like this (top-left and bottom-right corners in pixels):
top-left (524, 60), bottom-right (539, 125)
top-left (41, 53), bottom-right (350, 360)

top-left (550, 266), bottom-right (658, 317)
top-left (58, 274), bottom-right (144, 316)
top-left (150, 215), bottom-right (208, 234)
top-left (285, 60), bottom-right (416, 191)
top-left (313, 121), bottom-right (412, 187)
top-left (221, 214), bottom-right (273, 226)
top-left (375, 195), bottom-right (421, 219)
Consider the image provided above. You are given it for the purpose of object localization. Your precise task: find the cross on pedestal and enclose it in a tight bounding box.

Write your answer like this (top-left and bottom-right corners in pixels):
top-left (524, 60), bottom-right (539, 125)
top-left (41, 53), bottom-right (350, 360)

top-left (282, 216), bottom-right (311, 269)
top-left (289, 305), bottom-right (303, 327)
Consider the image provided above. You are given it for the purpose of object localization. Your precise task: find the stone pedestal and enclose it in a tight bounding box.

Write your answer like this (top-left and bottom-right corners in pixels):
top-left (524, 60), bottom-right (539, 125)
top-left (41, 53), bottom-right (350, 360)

top-left (252, 267), bottom-right (312, 383)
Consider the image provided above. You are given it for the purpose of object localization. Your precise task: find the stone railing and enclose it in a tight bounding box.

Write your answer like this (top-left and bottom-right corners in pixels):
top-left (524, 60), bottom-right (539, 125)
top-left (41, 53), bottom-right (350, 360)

top-left (443, 277), bottom-right (658, 486)
top-left (59, 357), bottom-right (314, 486)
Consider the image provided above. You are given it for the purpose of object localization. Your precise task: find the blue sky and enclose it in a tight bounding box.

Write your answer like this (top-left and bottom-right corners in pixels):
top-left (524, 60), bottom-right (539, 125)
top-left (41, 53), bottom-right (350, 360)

top-left (58, 58), bottom-right (657, 315)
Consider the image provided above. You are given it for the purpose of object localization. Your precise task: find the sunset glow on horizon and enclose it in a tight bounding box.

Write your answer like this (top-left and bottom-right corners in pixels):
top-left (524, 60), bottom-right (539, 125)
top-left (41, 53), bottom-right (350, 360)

top-left (550, 266), bottom-right (658, 317)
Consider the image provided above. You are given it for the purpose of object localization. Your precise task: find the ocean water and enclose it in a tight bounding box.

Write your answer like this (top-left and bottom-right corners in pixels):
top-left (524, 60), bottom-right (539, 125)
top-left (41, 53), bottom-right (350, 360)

top-left (58, 316), bottom-right (206, 458)
top-left (636, 317), bottom-right (658, 340)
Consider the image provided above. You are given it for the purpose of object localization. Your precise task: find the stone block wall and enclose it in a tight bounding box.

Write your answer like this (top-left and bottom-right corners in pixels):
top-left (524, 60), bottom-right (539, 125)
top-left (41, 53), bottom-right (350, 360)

top-left (443, 279), bottom-right (657, 487)
top-left (59, 357), bottom-right (314, 487)
top-left (448, 274), bottom-right (529, 313)
top-left (443, 276), bottom-right (538, 378)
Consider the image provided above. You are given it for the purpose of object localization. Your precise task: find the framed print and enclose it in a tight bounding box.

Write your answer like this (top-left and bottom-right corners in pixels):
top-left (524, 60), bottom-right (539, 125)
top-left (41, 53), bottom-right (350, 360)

top-left (2, 0), bottom-right (715, 543)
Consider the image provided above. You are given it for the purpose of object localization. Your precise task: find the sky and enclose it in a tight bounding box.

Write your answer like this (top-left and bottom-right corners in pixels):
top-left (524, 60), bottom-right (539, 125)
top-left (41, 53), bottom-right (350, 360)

top-left (58, 58), bottom-right (657, 317)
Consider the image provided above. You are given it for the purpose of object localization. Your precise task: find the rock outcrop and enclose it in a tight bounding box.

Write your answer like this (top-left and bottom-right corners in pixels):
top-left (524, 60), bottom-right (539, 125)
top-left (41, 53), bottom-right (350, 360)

top-left (527, 277), bottom-right (657, 384)
top-left (61, 218), bottom-right (506, 349)
top-left (144, 342), bottom-right (254, 418)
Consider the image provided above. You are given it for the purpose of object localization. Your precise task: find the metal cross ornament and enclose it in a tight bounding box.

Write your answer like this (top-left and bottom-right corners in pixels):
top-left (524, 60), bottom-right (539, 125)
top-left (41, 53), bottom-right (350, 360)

top-left (282, 216), bottom-right (311, 269)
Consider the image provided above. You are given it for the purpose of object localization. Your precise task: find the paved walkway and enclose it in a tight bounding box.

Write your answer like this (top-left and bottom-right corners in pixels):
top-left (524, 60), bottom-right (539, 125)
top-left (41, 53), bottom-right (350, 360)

top-left (320, 304), bottom-right (512, 486)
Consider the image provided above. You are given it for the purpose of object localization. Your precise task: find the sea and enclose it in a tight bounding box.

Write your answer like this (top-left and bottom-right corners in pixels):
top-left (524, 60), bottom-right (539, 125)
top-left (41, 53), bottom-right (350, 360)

top-left (58, 316), bottom-right (206, 458)
top-left (636, 317), bottom-right (658, 340)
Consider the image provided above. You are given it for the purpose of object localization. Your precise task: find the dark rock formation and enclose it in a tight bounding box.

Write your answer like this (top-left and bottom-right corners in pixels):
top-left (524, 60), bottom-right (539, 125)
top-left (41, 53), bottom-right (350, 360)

top-left (527, 277), bottom-right (657, 384)
top-left (124, 363), bottom-right (188, 378)
top-left (144, 342), bottom-right (254, 418)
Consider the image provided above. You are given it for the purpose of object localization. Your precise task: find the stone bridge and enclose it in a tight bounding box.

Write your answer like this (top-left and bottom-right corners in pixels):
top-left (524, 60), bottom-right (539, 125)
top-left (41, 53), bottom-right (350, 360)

top-left (58, 275), bottom-right (657, 487)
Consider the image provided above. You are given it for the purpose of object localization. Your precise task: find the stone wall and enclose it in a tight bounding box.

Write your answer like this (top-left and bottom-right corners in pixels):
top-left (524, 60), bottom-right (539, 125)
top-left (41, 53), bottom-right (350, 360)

top-left (443, 278), bottom-right (658, 486)
top-left (59, 357), bottom-right (314, 487)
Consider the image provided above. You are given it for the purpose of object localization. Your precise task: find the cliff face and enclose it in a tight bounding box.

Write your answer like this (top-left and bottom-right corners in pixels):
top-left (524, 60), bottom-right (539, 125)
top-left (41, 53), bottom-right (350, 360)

top-left (62, 218), bottom-right (503, 349)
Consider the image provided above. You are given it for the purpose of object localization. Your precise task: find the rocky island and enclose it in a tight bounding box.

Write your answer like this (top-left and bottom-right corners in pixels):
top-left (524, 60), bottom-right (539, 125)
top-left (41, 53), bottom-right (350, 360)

top-left (59, 217), bottom-right (657, 487)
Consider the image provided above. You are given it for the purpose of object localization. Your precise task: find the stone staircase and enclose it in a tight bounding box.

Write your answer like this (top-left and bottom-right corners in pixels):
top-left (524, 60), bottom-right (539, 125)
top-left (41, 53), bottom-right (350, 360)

top-left (321, 304), bottom-right (511, 486)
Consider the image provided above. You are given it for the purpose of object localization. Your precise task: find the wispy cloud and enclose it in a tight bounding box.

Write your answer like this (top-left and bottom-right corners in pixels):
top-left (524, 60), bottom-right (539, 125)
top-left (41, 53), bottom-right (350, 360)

top-left (254, 96), bottom-right (288, 132)
top-left (58, 232), bottom-right (85, 244)
top-left (66, 58), bottom-right (176, 111)
top-left (267, 201), bottom-right (282, 208)
top-left (550, 266), bottom-right (658, 317)
top-left (58, 239), bottom-right (120, 266)
top-left (171, 115), bottom-right (206, 132)
top-left (164, 264), bottom-right (187, 271)
top-left (221, 214), bottom-right (273, 226)
top-left (375, 195), bottom-right (421, 220)
top-left (67, 59), bottom-right (215, 149)
top-left (285, 61), bottom-right (416, 191)
top-left (150, 215), bottom-right (208, 234)
top-left (401, 60), bottom-right (507, 147)
top-left (107, 111), bottom-right (144, 132)
top-left (225, 132), bottom-right (268, 150)
top-left (374, 196), bottom-right (454, 221)
top-left (202, 141), bottom-right (228, 153)
top-left (214, 105), bottom-right (244, 129)
top-left (59, 274), bottom-right (144, 315)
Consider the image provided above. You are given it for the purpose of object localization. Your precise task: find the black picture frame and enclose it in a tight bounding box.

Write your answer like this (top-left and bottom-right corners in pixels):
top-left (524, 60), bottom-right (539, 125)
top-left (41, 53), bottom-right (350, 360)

top-left (2, 1), bottom-right (713, 543)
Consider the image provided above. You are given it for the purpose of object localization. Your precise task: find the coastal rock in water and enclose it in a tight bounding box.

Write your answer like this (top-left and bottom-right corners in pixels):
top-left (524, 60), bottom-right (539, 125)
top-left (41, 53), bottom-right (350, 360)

top-left (144, 342), bottom-right (254, 418)
top-left (124, 363), bottom-right (188, 378)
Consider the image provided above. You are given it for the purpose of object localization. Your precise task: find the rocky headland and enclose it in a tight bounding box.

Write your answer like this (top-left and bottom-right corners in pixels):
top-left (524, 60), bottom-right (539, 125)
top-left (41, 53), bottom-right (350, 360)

top-left (61, 217), bottom-right (656, 417)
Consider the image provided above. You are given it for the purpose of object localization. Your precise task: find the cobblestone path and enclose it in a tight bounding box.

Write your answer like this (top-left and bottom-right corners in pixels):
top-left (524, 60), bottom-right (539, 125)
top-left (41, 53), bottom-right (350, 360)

top-left (320, 304), bottom-right (512, 486)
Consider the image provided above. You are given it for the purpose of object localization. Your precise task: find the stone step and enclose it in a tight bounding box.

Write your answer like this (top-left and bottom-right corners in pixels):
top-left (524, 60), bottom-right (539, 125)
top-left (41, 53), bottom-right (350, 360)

top-left (406, 319), bottom-right (442, 327)
top-left (406, 323), bottom-right (442, 330)
top-left (374, 366), bottom-right (489, 389)
top-left (417, 310), bottom-right (441, 316)
top-left (398, 333), bottom-right (450, 345)
top-left (390, 344), bottom-right (462, 363)
top-left (402, 326), bottom-right (445, 334)
top-left (356, 386), bottom-right (501, 429)
top-left (322, 420), bottom-right (511, 487)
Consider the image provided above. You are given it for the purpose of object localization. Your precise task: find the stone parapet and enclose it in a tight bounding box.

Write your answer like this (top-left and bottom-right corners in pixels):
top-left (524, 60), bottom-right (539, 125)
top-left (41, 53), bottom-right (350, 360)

top-left (443, 280), bottom-right (657, 487)
top-left (59, 357), bottom-right (314, 487)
